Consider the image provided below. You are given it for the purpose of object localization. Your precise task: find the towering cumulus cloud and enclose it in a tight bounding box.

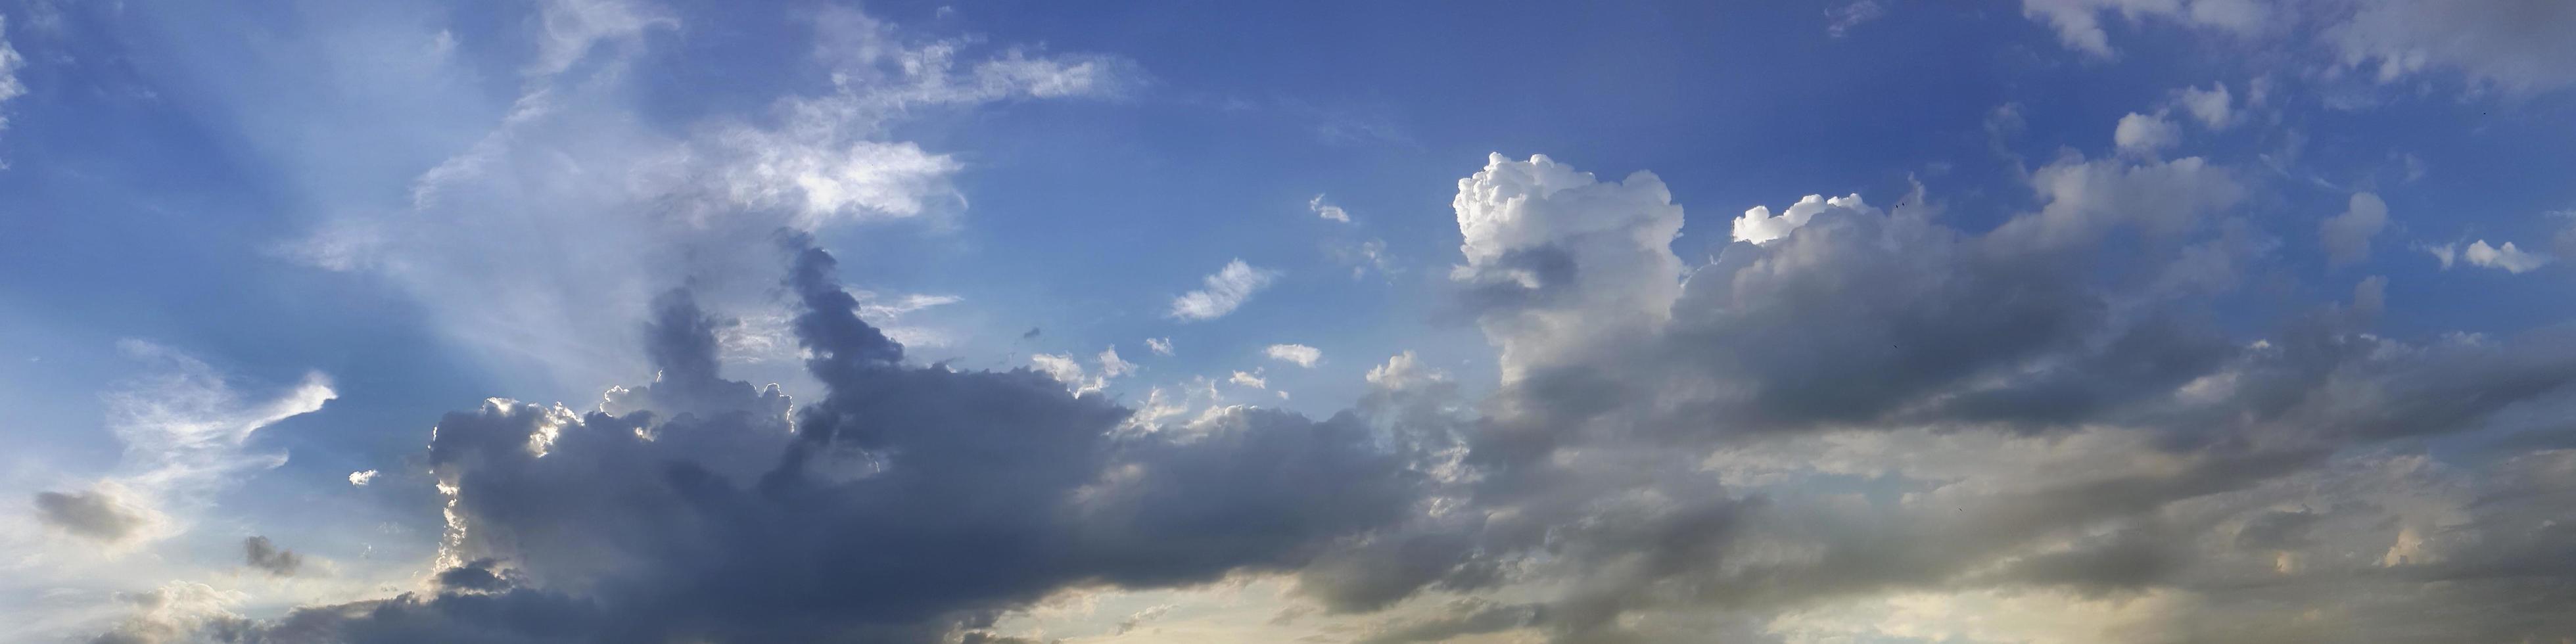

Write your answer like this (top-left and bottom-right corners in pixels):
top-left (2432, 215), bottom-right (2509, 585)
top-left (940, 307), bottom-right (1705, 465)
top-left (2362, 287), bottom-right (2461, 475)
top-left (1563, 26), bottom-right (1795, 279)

top-left (188, 237), bottom-right (1425, 643)
top-left (95, 156), bottom-right (2576, 644)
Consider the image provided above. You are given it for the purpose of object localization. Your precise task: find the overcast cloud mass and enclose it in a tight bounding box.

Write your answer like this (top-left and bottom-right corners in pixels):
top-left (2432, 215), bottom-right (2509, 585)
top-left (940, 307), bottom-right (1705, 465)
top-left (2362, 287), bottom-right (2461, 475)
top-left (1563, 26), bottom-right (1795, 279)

top-left (5, 1), bottom-right (2576, 643)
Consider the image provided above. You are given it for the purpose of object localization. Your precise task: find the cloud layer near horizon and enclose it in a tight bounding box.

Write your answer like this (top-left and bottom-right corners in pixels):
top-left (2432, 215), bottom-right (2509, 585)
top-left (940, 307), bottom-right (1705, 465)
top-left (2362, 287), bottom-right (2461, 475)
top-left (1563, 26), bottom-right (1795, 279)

top-left (82, 150), bottom-right (2576, 644)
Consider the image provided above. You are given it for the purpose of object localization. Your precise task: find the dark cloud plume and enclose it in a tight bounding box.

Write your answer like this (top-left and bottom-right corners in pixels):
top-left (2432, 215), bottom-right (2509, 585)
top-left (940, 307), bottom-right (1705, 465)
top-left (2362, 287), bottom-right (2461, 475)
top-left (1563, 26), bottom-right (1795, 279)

top-left (33, 489), bottom-right (147, 543)
top-left (243, 536), bottom-right (304, 577)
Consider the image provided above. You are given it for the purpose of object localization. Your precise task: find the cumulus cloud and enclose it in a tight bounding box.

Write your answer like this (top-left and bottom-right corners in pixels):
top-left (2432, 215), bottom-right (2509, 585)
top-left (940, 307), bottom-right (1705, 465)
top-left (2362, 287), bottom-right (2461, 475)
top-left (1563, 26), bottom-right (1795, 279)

top-left (83, 152), bottom-right (2576, 644)
top-left (2432, 239), bottom-right (2554, 273)
top-left (1409, 152), bottom-right (2576, 641)
top-left (241, 536), bottom-right (304, 577)
top-left (1451, 153), bottom-right (1683, 380)
top-left (2467, 240), bottom-right (2553, 273)
top-left (1230, 370), bottom-right (1268, 390)
top-left (346, 470), bottom-right (377, 486)
top-left (2114, 112), bottom-right (2180, 155)
top-left (1310, 194), bottom-right (1351, 223)
top-left (1265, 344), bottom-right (1321, 368)
top-left (1145, 337), bottom-right (1173, 356)
top-left (2174, 82), bottom-right (2234, 129)
top-left (1097, 346), bottom-right (1136, 378)
top-left (2321, 192), bottom-right (2389, 266)
top-left (1364, 351), bottom-right (1447, 390)
top-left (1733, 193), bottom-right (1873, 244)
top-left (127, 241), bottom-right (1430, 643)
top-left (1169, 259), bottom-right (1279, 321)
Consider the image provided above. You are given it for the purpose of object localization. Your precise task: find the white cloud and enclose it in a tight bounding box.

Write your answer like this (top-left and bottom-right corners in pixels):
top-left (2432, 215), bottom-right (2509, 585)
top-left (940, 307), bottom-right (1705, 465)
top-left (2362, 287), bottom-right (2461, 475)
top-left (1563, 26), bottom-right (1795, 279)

top-left (1310, 194), bottom-right (1352, 223)
top-left (1229, 371), bottom-right (1267, 390)
top-left (2320, 192), bottom-right (2389, 266)
top-left (1826, 0), bottom-right (1888, 38)
top-left (2326, 1), bottom-right (2576, 93)
top-left (2019, 0), bottom-right (2265, 57)
top-left (2433, 240), bottom-right (2553, 273)
top-left (1994, 154), bottom-right (2243, 251)
top-left (1452, 153), bottom-right (1684, 380)
top-left (32, 342), bottom-right (334, 545)
top-left (2113, 112), bottom-right (2180, 155)
top-left (1364, 351), bottom-right (1448, 390)
top-left (1264, 344), bottom-right (1321, 368)
top-left (2024, 0), bottom-right (2576, 94)
top-left (1030, 354), bottom-right (1096, 394)
top-left (0, 15), bottom-right (26, 158)
top-left (1733, 193), bottom-right (1873, 244)
top-left (1098, 346), bottom-right (1136, 378)
top-left (1169, 259), bottom-right (1279, 321)
top-left (347, 470), bottom-right (379, 486)
top-left (526, 0), bottom-right (672, 78)
top-left (260, 3), bottom-right (1130, 392)
top-left (1146, 337), bottom-right (1174, 356)
top-left (2174, 83), bottom-right (2233, 129)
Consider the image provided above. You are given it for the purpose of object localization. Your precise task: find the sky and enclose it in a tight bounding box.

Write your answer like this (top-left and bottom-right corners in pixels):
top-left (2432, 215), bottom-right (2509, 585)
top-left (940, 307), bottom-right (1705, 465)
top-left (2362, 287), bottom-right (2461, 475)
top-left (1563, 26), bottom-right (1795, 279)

top-left (3, 1), bottom-right (2576, 642)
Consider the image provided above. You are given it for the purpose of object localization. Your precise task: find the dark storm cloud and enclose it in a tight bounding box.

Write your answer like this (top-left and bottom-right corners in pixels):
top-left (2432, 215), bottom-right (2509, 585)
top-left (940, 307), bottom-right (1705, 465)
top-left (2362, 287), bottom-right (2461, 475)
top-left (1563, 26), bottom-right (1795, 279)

top-left (33, 489), bottom-right (147, 543)
top-left (243, 536), bottom-right (304, 577)
top-left (168, 237), bottom-right (1430, 643)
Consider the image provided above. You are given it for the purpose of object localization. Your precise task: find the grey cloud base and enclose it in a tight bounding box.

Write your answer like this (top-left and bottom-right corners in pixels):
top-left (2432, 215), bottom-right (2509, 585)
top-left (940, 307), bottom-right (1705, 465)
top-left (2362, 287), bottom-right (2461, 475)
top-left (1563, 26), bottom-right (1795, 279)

top-left (113, 154), bottom-right (2576, 644)
top-left (183, 237), bottom-right (1428, 643)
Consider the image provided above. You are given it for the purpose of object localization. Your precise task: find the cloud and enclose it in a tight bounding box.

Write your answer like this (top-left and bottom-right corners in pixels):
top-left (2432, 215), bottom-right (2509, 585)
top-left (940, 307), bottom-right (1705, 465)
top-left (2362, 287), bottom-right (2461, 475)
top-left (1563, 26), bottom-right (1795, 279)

top-left (1310, 194), bottom-right (1351, 223)
top-left (141, 241), bottom-right (1427, 643)
top-left (2326, 0), bottom-right (2576, 93)
top-left (2174, 83), bottom-right (2234, 129)
top-left (1452, 153), bottom-right (1684, 381)
top-left (1409, 152), bottom-right (2576, 641)
top-left (265, 3), bottom-right (1133, 393)
top-left (82, 583), bottom-right (250, 644)
top-left (1098, 346), bottom-right (1136, 378)
top-left (28, 342), bottom-right (332, 547)
top-left (1230, 370), bottom-right (1269, 389)
top-left (2019, 0), bottom-right (2266, 57)
top-left (1113, 603), bottom-right (1176, 635)
top-left (1146, 337), bottom-right (1174, 356)
top-left (1364, 352), bottom-right (1448, 390)
top-left (2023, 0), bottom-right (2576, 94)
top-left (1825, 0), bottom-right (1888, 38)
top-left (2466, 240), bottom-right (2553, 273)
top-left (1733, 193), bottom-right (1872, 244)
top-left (241, 536), bottom-right (304, 577)
top-left (346, 470), bottom-right (377, 486)
top-left (77, 151), bottom-right (2576, 644)
top-left (0, 15), bottom-right (25, 159)
top-left (1169, 259), bottom-right (1279, 321)
top-left (1265, 344), bottom-right (1322, 368)
top-left (32, 488), bottom-right (151, 543)
top-left (2114, 112), bottom-right (2180, 155)
top-left (2429, 239), bottom-right (2554, 274)
top-left (2320, 192), bottom-right (2390, 266)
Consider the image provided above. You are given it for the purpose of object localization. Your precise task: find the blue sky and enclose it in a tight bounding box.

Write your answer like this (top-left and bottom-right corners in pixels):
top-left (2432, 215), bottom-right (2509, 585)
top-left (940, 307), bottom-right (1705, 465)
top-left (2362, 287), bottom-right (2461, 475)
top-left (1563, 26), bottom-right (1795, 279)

top-left (5, 1), bottom-right (2576, 643)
